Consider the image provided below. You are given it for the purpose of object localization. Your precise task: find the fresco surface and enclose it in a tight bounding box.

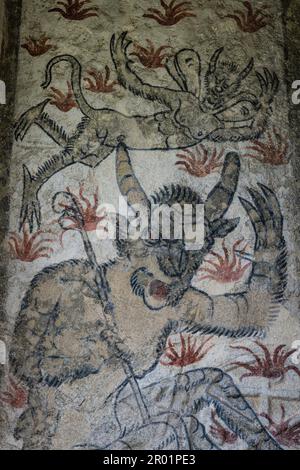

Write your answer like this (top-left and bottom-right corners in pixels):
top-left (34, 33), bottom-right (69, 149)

top-left (0, 0), bottom-right (300, 450)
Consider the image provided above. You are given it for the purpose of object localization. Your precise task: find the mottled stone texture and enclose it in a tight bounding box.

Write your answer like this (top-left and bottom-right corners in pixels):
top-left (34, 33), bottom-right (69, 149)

top-left (0, 0), bottom-right (22, 442)
top-left (0, 0), bottom-right (300, 450)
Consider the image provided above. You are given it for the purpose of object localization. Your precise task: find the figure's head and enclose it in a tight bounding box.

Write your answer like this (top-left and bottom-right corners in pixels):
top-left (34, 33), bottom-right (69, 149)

top-left (205, 48), bottom-right (254, 105)
top-left (115, 144), bottom-right (241, 283)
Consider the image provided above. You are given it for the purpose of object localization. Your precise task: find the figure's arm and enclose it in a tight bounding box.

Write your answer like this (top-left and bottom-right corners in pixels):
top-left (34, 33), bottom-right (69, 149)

top-left (186, 184), bottom-right (287, 337)
top-left (9, 261), bottom-right (106, 387)
top-left (110, 32), bottom-right (181, 111)
top-left (135, 184), bottom-right (287, 337)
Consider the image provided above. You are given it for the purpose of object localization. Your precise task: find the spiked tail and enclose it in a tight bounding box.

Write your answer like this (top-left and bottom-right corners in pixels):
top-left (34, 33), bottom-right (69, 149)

top-left (42, 55), bottom-right (92, 118)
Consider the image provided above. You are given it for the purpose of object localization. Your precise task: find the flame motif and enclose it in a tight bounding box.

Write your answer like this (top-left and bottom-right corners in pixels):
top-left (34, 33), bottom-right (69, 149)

top-left (160, 334), bottom-right (214, 367)
top-left (197, 239), bottom-right (251, 283)
top-left (230, 341), bottom-right (300, 381)
top-left (261, 404), bottom-right (300, 448)
top-left (59, 183), bottom-right (106, 240)
top-left (48, 81), bottom-right (78, 112)
top-left (218, 1), bottom-right (272, 33)
top-left (0, 376), bottom-right (28, 409)
top-left (84, 66), bottom-right (118, 93)
top-left (130, 40), bottom-right (172, 68)
top-left (176, 145), bottom-right (224, 177)
top-left (8, 225), bottom-right (55, 262)
top-left (143, 0), bottom-right (196, 26)
top-left (244, 127), bottom-right (290, 165)
top-left (210, 410), bottom-right (238, 445)
top-left (21, 33), bottom-right (56, 56)
top-left (48, 0), bottom-right (99, 21)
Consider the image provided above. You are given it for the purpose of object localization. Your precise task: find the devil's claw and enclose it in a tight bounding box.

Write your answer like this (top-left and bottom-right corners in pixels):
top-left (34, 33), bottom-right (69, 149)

top-left (19, 165), bottom-right (41, 232)
top-left (14, 99), bottom-right (50, 142)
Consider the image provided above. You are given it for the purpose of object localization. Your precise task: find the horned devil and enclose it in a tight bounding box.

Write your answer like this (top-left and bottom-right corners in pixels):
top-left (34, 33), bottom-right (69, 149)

top-left (14, 32), bottom-right (279, 231)
top-left (10, 145), bottom-right (287, 449)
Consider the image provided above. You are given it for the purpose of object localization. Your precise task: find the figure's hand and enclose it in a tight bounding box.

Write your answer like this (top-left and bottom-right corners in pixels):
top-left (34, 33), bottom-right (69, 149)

top-left (256, 68), bottom-right (279, 106)
top-left (239, 183), bottom-right (283, 255)
top-left (130, 267), bottom-right (189, 310)
top-left (131, 267), bottom-right (168, 311)
top-left (165, 280), bottom-right (190, 307)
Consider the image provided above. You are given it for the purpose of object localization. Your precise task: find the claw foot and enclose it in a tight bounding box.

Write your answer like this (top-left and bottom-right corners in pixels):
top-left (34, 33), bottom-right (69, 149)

top-left (19, 165), bottom-right (41, 232)
top-left (14, 99), bottom-right (50, 142)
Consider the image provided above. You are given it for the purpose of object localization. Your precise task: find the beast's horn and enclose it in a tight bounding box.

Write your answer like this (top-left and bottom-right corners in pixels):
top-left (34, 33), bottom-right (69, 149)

top-left (205, 152), bottom-right (240, 222)
top-left (238, 58), bottom-right (254, 82)
top-left (208, 47), bottom-right (224, 73)
top-left (115, 142), bottom-right (150, 210)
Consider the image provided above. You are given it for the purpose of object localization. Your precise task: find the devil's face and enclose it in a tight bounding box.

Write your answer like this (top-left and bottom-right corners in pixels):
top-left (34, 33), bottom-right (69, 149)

top-left (119, 238), bottom-right (190, 278)
top-left (204, 49), bottom-right (253, 109)
top-left (120, 222), bottom-right (213, 282)
top-left (143, 238), bottom-right (188, 277)
top-left (205, 67), bottom-right (241, 104)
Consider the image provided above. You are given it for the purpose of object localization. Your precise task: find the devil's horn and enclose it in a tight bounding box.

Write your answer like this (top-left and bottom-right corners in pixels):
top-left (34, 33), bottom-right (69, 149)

top-left (208, 47), bottom-right (224, 73)
top-left (238, 58), bottom-right (254, 82)
top-left (115, 142), bottom-right (150, 209)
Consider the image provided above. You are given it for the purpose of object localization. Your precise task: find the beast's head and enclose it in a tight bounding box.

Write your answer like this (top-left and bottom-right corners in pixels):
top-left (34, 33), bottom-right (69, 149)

top-left (204, 48), bottom-right (254, 107)
top-left (115, 144), bottom-right (240, 309)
